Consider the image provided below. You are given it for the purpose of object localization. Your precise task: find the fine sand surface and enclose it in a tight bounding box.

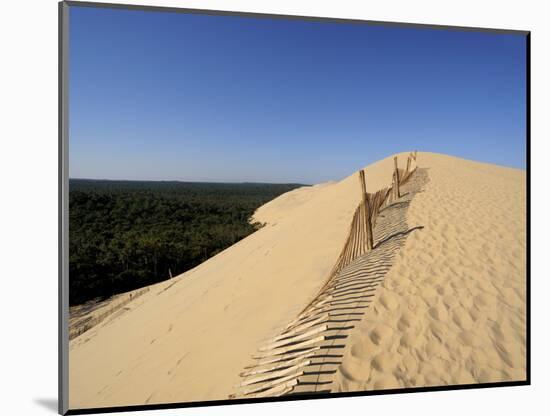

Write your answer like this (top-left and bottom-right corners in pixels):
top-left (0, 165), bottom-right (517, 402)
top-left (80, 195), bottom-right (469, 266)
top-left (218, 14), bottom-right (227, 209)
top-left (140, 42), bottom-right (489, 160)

top-left (333, 154), bottom-right (527, 391)
top-left (69, 152), bottom-right (526, 409)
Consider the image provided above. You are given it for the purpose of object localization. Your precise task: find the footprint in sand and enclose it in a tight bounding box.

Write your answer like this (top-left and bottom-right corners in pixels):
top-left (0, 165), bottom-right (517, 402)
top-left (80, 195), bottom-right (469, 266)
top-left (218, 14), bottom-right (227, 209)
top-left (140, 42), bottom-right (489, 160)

top-left (378, 289), bottom-right (400, 312)
top-left (369, 324), bottom-right (395, 347)
top-left (428, 304), bottom-right (450, 322)
top-left (397, 311), bottom-right (416, 332)
top-left (349, 341), bottom-right (369, 360)
top-left (371, 352), bottom-right (400, 373)
top-left (339, 356), bottom-right (372, 384)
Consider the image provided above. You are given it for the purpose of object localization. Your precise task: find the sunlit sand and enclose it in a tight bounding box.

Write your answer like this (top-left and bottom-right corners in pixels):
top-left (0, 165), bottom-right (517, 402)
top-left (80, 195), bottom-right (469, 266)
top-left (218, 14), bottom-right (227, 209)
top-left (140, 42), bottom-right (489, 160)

top-left (69, 152), bottom-right (526, 409)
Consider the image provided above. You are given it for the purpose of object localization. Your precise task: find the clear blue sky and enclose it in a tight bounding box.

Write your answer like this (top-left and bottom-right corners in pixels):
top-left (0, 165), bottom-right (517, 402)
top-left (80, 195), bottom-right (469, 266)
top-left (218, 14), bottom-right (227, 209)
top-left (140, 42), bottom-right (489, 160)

top-left (69, 6), bottom-right (527, 184)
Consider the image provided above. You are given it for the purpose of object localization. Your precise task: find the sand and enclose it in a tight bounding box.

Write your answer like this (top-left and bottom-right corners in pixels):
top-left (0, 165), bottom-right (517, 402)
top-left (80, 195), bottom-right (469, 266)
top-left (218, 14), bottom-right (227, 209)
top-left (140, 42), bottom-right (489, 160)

top-left (69, 286), bottom-right (151, 340)
top-left (333, 154), bottom-right (527, 391)
top-left (68, 152), bottom-right (526, 409)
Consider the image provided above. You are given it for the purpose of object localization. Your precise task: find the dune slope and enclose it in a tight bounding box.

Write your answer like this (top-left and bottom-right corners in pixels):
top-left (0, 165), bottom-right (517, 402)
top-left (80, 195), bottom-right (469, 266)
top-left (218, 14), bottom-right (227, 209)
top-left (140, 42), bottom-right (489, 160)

top-left (69, 152), bottom-right (527, 409)
top-left (333, 153), bottom-right (527, 391)
top-left (69, 153), bottom-right (402, 409)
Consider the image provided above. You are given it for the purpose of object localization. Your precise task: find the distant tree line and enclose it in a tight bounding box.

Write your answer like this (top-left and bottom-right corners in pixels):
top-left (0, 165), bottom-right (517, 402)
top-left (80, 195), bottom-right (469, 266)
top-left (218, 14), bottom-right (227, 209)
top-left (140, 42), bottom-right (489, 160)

top-left (69, 179), bottom-right (304, 305)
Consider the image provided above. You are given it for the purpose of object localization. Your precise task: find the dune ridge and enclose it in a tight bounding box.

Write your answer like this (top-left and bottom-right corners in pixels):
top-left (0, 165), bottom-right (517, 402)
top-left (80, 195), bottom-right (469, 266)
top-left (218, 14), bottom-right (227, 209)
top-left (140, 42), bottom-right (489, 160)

top-left (233, 159), bottom-right (425, 398)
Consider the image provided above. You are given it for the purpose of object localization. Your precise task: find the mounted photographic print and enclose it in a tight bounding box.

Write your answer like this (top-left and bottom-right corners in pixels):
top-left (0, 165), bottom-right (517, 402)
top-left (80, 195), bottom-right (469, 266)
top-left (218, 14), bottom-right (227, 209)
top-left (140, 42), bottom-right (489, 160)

top-left (59, 1), bottom-right (530, 414)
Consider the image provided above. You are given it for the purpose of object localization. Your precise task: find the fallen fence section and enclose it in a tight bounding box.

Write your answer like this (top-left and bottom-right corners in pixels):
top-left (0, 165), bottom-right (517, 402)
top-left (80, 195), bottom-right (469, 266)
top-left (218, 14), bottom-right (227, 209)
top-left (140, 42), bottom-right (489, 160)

top-left (232, 152), bottom-right (418, 399)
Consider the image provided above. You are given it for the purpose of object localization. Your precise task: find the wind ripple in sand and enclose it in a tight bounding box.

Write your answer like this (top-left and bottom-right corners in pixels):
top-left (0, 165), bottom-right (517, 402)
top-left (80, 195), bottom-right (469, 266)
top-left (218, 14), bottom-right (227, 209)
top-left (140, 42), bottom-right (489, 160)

top-left (333, 157), bottom-right (527, 392)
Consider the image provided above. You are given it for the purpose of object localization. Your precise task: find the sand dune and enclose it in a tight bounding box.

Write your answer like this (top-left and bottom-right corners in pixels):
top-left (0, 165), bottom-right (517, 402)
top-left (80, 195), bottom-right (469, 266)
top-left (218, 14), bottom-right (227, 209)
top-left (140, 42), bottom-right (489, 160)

top-left (68, 152), bottom-right (526, 409)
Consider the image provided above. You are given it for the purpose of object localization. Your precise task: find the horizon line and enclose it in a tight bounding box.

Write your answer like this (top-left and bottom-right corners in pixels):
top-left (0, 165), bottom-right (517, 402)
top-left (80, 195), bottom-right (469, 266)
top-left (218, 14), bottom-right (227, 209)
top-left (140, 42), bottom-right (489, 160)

top-left (69, 177), bottom-right (313, 186)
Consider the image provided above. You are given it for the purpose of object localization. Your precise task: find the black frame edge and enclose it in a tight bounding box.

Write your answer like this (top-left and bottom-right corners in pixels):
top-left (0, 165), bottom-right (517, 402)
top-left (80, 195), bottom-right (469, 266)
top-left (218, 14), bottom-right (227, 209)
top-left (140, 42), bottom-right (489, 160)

top-left (525, 31), bottom-right (531, 386)
top-left (66, 380), bottom-right (529, 415)
top-left (59, 1), bottom-right (70, 415)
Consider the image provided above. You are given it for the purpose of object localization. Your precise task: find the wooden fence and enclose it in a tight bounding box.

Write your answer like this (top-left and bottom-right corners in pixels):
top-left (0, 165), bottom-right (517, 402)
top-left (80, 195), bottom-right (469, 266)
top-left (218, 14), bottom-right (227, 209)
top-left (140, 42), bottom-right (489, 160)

top-left (233, 152), bottom-right (419, 398)
top-left (300, 151), bottom-right (418, 313)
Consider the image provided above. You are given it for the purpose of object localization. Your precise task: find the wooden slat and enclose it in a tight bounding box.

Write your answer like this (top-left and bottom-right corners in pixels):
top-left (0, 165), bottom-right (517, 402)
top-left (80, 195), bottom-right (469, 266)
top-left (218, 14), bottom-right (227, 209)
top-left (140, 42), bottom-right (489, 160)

top-left (249, 347), bottom-right (321, 367)
top-left (242, 371), bottom-right (303, 396)
top-left (284, 295), bottom-right (332, 331)
top-left (393, 156), bottom-right (400, 199)
top-left (259, 325), bottom-right (328, 352)
top-left (250, 379), bottom-right (298, 398)
top-left (274, 314), bottom-right (330, 342)
top-left (240, 360), bottom-right (311, 387)
top-left (241, 350), bottom-right (319, 376)
top-left (362, 171), bottom-right (374, 251)
top-left (252, 336), bottom-right (326, 359)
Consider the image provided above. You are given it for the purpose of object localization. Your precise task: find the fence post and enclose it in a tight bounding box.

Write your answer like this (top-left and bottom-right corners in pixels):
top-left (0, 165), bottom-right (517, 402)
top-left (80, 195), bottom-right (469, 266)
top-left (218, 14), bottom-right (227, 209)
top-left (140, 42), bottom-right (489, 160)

top-left (358, 170), bottom-right (374, 251)
top-left (393, 156), bottom-right (401, 199)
